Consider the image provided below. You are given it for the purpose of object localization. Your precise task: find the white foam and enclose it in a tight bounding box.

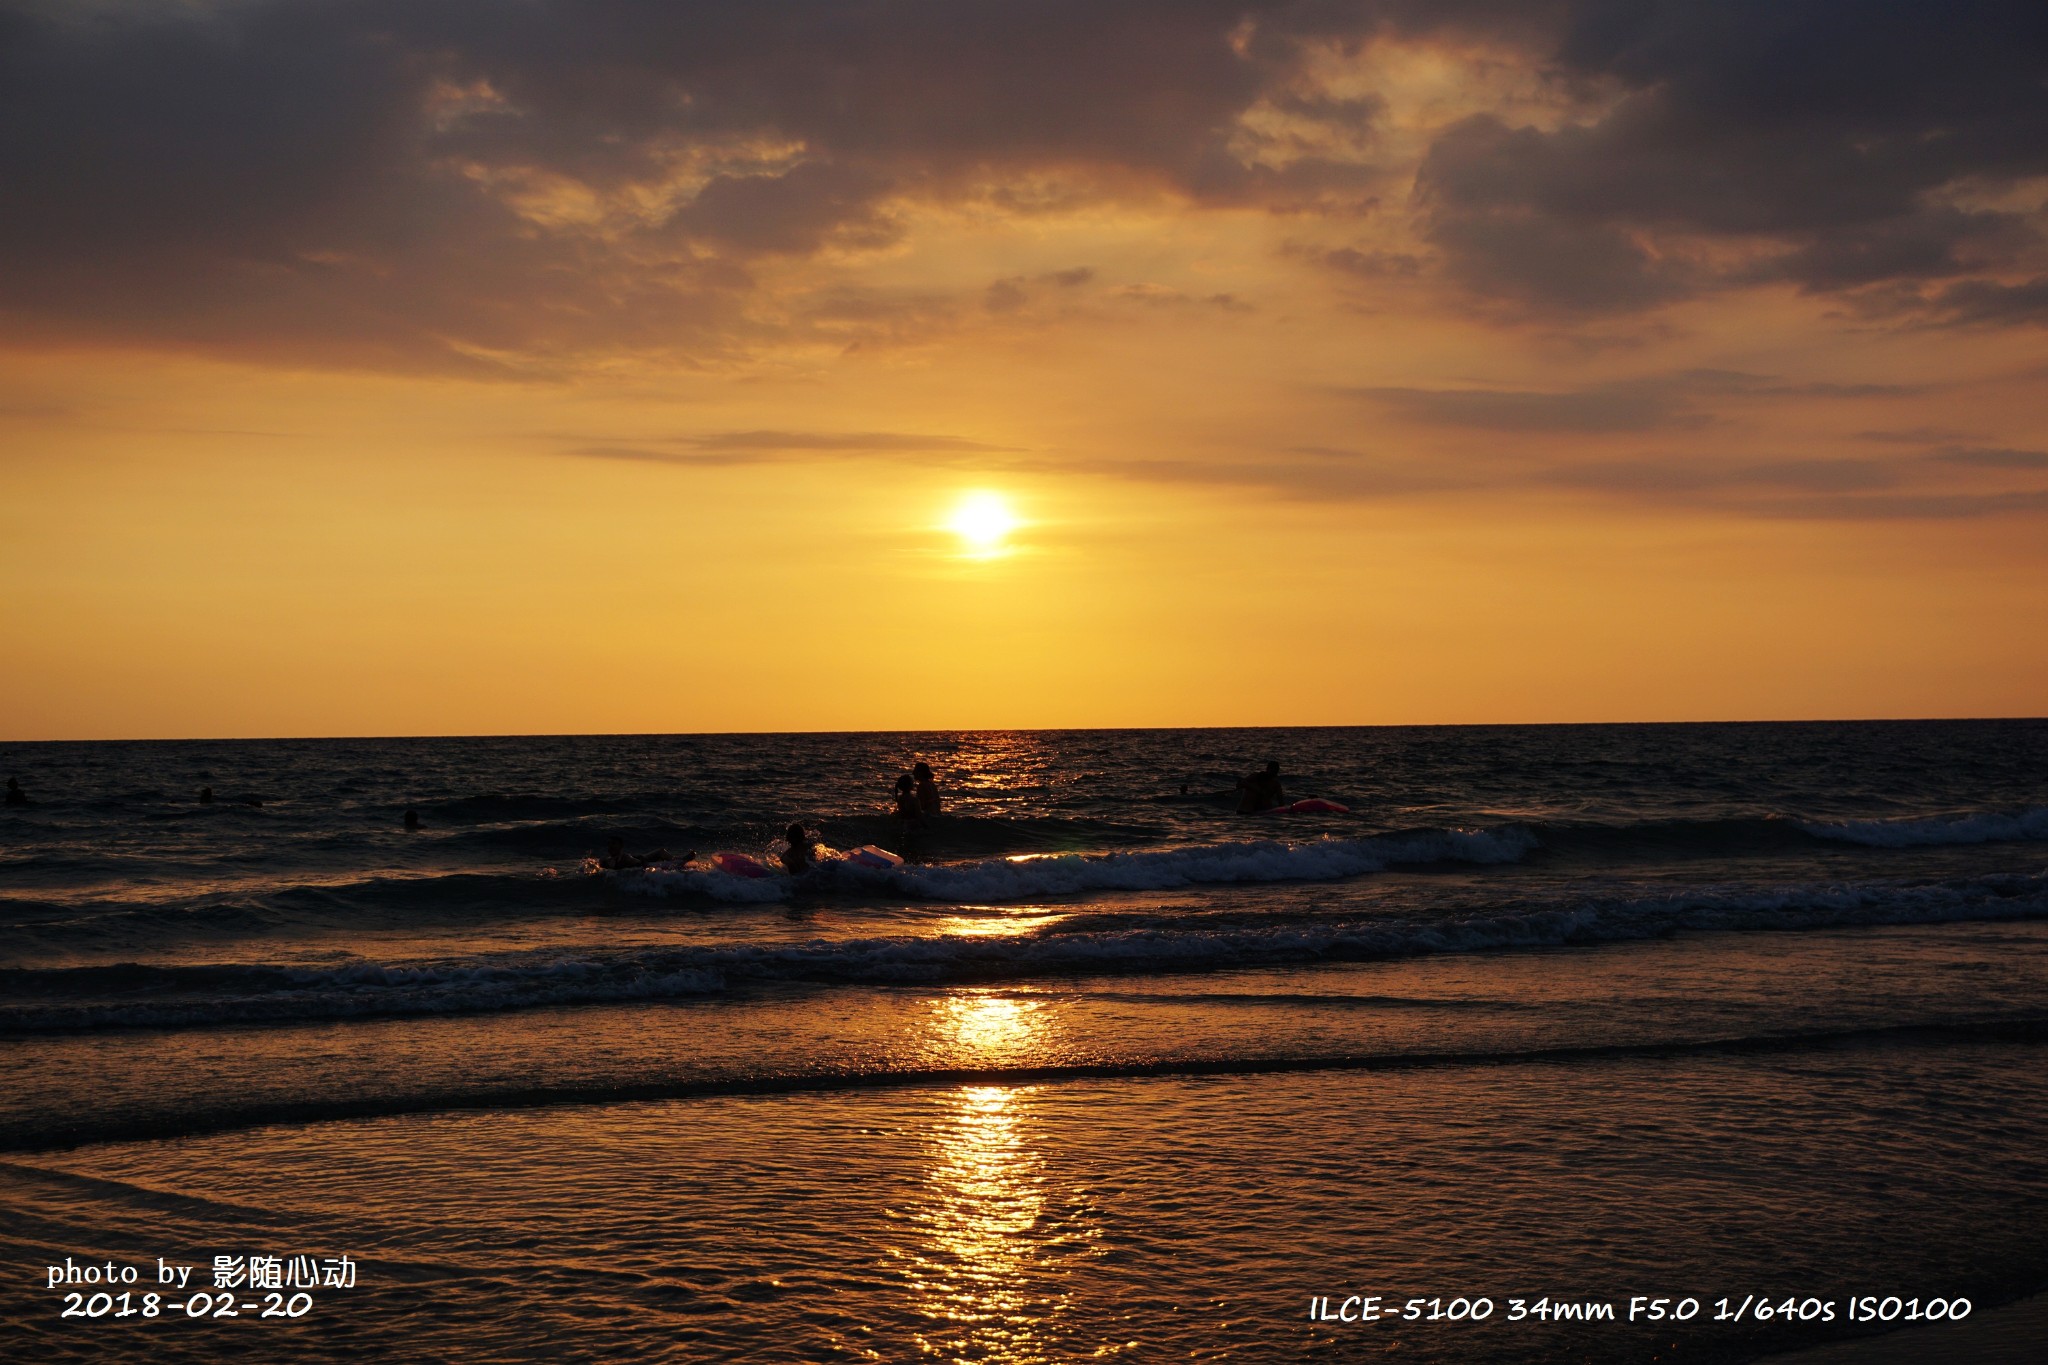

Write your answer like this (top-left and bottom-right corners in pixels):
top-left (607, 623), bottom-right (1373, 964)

top-left (14, 867), bottom-right (2043, 1034)
top-left (616, 862), bottom-right (792, 903)
top-left (604, 828), bottom-right (1538, 906)
top-left (591, 868), bottom-right (2048, 993)
top-left (1802, 806), bottom-right (2048, 848)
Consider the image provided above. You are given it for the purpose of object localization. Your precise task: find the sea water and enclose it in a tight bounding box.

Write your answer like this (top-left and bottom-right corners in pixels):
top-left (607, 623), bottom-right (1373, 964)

top-left (2, 722), bottom-right (2045, 1360)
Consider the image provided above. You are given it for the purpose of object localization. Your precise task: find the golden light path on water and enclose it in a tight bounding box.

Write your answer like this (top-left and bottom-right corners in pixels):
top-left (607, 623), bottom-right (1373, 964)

top-left (932, 908), bottom-right (1070, 939)
top-left (891, 993), bottom-right (1106, 1363)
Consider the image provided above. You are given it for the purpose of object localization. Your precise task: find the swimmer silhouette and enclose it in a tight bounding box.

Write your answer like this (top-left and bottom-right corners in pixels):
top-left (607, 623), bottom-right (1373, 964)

top-left (198, 786), bottom-right (214, 804)
top-left (599, 836), bottom-right (679, 870)
top-left (781, 822), bottom-right (817, 874)
top-left (403, 808), bottom-right (419, 831)
top-left (4, 778), bottom-right (26, 807)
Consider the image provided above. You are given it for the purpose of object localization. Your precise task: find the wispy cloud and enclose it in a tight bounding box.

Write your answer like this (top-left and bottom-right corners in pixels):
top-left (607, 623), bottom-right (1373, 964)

top-left (1349, 369), bottom-right (1921, 434)
top-left (1927, 445), bottom-right (2048, 470)
top-left (566, 430), bottom-right (1025, 467)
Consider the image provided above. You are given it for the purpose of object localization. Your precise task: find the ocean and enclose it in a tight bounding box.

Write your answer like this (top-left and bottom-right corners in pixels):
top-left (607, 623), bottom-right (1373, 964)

top-left (2, 721), bottom-right (2045, 1361)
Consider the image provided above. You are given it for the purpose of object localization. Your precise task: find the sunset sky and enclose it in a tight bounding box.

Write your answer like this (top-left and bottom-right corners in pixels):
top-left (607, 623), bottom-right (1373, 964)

top-left (4, 0), bottom-right (2046, 738)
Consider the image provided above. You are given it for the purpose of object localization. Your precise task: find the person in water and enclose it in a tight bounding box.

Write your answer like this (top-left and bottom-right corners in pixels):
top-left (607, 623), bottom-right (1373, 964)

top-left (600, 836), bottom-right (680, 870)
top-left (912, 761), bottom-right (941, 816)
top-left (1236, 761), bottom-right (1286, 814)
top-left (4, 778), bottom-right (26, 807)
top-left (403, 808), bottom-right (420, 832)
top-left (198, 786), bottom-right (214, 804)
top-left (893, 772), bottom-right (922, 823)
top-left (781, 822), bottom-right (818, 874)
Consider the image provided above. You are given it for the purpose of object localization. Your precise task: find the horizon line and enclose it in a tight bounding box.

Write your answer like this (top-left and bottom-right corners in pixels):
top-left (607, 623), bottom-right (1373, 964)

top-left (5, 714), bottom-right (2046, 746)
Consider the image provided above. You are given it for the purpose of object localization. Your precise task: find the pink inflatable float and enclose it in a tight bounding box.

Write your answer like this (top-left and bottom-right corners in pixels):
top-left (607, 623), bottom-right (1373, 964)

top-left (1260, 798), bottom-right (1350, 815)
top-left (713, 852), bottom-right (774, 879)
top-left (839, 845), bottom-right (905, 870)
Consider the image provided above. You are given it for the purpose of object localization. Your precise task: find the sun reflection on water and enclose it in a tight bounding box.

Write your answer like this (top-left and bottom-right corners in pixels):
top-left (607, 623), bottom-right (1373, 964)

top-left (886, 994), bottom-right (1101, 1362)
top-left (931, 991), bottom-right (1060, 1063)
top-left (934, 908), bottom-right (1068, 939)
top-left (903, 1084), bottom-right (1065, 1362)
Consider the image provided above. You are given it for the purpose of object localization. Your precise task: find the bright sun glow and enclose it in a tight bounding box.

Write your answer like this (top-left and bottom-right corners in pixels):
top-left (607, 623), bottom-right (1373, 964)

top-left (945, 491), bottom-right (1021, 556)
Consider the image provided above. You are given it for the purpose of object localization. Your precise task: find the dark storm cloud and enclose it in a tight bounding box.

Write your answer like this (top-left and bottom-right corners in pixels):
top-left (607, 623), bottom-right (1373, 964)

top-left (1411, 0), bottom-right (2048, 317)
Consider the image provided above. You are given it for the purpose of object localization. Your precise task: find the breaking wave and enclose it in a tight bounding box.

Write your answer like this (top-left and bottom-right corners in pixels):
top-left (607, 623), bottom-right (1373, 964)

top-left (612, 826), bottom-right (1540, 904)
top-left (7, 869), bottom-right (2042, 1035)
top-left (1802, 806), bottom-right (2048, 848)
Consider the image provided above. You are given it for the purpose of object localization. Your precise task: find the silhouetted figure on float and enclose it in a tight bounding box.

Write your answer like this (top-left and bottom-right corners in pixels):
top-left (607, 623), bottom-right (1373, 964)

top-left (1236, 761), bottom-right (1285, 814)
top-left (600, 836), bottom-right (679, 870)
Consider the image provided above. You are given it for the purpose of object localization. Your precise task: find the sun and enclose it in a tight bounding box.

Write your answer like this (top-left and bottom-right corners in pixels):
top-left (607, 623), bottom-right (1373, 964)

top-left (945, 491), bottom-right (1020, 557)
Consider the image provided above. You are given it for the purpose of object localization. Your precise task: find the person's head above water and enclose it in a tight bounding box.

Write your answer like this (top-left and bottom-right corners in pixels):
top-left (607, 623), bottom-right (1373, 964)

top-left (608, 836), bottom-right (625, 852)
top-left (1265, 761), bottom-right (1280, 776)
top-left (786, 822), bottom-right (807, 843)
top-left (895, 773), bottom-right (914, 792)
top-left (912, 762), bottom-right (933, 780)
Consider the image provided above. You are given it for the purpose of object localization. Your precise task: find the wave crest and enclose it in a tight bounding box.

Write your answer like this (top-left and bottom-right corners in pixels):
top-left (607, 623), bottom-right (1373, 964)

top-left (1801, 806), bottom-right (2048, 848)
top-left (7, 869), bottom-right (2042, 1035)
top-left (613, 826), bottom-right (1539, 904)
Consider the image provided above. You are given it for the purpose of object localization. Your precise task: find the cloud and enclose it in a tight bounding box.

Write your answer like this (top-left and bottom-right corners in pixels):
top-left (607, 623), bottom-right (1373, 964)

top-left (1110, 284), bottom-right (1254, 311)
top-left (1855, 426), bottom-right (1979, 445)
top-left (1928, 445), bottom-right (2048, 470)
top-left (1920, 276), bottom-right (2048, 327)
top-left (1349, 368), bottom-right (1916, 433)
top-left (564, 420), bottom-right (2048, 521)
top-left (1416, 118), bottom-right (1702, 314)
top-left (0, 0), bottom-right (1363, 366)
top-left (1408, 1), bottom-right (2048, 317)
top-left (4, 0), bottom-right (2046, 368)
top-left (1356, 376), bottom-right (1705, 432)
top-left (1084, 453), bottom-right (1462, 500)
top-left (1546, 457), bottom-right (1900, 494)
top-left (675, 161), bottom-right (898, 255)
top-left (566, 430), bottom-right (1024, 467)
top-left (1757, 490), bottom-right (2048, 520)
top-left (1311, 246), bottom-right (1424, 280)
top-left (984, 267), bottom-right (1094, 314)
